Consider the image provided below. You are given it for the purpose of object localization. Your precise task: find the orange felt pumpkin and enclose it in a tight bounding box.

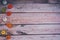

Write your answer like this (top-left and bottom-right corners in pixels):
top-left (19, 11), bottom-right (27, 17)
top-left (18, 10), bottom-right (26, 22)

top-left (5, 23), bottom-right (13, 28)
top-left (6, 35), bottom-right (11, 39)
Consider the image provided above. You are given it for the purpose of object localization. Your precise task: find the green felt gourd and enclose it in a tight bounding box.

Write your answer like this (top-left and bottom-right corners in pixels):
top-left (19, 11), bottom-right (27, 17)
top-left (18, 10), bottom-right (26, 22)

top-left (1, 7), bottom-right (6, 13)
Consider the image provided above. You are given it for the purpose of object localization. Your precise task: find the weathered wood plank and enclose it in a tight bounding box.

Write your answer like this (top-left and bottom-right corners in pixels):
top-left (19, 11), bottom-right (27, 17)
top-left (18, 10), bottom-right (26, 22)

top-left (0, 35), bottom-right (60, 40)
top-left (0, 4), bottom-right (60, 12)
top-left (0, 13), bottom-right (60, 24)
top-left (0, 25), bottom-right (60, 34)
top-left (6, 4), bottom-right (60, 12)
top-left (7, 25), bottom-right (60, 34)
top-left (10, 35), bottom-right (60, 40)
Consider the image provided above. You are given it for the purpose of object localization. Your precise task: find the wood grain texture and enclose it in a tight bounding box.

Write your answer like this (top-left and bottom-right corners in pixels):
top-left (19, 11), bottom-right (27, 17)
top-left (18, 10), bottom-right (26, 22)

top-left (9, 35), bottom-right (60, 40)
top-left (6, 4), bottom-right (60, 12)
top-left (0, 4), bottom-right (59, 12)
top-left (0, 13), bottom-right (60, 24)
top-left (0, 25), bottom-right (60, 34)
top-left (0, 35), bottom-right (60, 40)
top-left (0, 3), bottom-right (60, 40)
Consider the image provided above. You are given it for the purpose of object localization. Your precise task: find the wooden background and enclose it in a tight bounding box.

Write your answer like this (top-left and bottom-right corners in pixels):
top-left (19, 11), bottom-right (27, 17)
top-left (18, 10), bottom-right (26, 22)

top-left (0, 3), bottom-right (60, 40)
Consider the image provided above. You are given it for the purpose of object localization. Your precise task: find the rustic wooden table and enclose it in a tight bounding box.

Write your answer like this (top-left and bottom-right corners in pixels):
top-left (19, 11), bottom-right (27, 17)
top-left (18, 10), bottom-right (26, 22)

top-left (0, 4), bottom-right (60, 40)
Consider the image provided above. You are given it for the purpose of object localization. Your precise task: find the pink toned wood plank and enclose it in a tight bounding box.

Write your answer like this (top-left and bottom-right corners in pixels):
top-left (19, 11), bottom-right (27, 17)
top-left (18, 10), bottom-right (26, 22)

top-left (10, 35), bottom-right (60, 40)
top-left (0, 25), bottom-right (60, 34)
top-left (0, 35), bottom-right (60, 40)
top-left (8, 25), bottom-right (60, 34)
top-left (0, 13), bottom-right (60, 24)
top-left (0, 37), bottom-right (5, 40)
top-left (6, 4), bottom-right (60, 12)
top-left (0, 4), bottom-right (59, 12)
